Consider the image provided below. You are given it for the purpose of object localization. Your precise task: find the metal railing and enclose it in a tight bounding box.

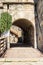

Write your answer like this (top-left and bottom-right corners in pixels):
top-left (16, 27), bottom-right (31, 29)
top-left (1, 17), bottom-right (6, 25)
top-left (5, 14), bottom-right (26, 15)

top-left (0, 37), bottom-right (7, 57)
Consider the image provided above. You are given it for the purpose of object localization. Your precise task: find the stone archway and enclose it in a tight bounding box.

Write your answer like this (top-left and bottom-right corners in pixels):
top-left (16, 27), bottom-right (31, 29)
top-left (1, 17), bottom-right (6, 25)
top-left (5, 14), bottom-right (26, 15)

top-left (11, 19), bottom-right (34, 47)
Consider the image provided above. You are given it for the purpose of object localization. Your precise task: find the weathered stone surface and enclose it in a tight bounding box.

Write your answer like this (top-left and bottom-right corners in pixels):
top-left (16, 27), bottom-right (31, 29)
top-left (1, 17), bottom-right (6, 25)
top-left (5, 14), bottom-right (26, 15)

top-left (1, 62), bottom-right (43, 65)
top-left (0, 58), bottom-right (43, 65)
top-left (37, 0), bottom-right (43, 51)
top-left (0, 0), bottom-right (43, 51)
top-left (1, 0), bottom-right (34, 3)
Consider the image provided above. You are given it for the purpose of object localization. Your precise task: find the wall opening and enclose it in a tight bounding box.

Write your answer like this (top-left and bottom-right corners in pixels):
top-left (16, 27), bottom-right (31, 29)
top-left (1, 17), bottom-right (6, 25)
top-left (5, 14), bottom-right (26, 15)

top-left (10, 19), bottom-right (34, 47)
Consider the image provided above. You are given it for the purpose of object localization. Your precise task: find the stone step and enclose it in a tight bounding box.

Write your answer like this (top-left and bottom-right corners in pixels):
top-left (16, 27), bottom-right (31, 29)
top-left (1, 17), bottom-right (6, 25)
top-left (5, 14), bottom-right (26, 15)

top-left (0, 58), bottom-right (43, 65)
top-left (0, 58), bottom-right (43, 62)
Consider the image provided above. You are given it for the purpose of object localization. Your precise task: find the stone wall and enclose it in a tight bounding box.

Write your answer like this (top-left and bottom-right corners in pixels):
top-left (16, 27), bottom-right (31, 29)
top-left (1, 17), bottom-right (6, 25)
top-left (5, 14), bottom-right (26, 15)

top-left (1, 0), bottom-right (34, 3)
top-left (0, 0), bottom-right (35, 24)
top-left (37, 0), bottom-right (43, 51)
top-left (0, 0), bottom-right (37, 48)
top-left (8, 4), bottom-right (35, 25)
top-left (0, 0), bottom-right (35, 26)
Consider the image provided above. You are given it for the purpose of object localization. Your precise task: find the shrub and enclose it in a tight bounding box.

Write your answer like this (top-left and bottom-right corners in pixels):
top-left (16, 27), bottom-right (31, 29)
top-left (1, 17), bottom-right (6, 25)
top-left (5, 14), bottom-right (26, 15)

top-left (0, 12), bottom-right (12, 35)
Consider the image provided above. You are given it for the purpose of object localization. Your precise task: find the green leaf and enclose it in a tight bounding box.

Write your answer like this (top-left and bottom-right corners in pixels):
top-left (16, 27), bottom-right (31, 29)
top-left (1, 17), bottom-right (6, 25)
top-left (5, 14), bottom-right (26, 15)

top-left (0, 12), bottom-right (12, 34)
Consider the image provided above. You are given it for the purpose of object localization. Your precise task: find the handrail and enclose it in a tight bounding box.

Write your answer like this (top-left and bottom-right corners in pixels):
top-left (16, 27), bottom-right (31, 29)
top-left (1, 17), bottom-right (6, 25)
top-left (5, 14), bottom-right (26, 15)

top-left (0, 37), bottom-right (7, 57)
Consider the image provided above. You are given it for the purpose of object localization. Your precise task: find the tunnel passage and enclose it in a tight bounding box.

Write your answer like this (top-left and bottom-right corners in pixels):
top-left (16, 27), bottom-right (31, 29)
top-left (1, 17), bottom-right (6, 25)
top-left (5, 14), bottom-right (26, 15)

top-left (11, 19), bottom-right (34, 47)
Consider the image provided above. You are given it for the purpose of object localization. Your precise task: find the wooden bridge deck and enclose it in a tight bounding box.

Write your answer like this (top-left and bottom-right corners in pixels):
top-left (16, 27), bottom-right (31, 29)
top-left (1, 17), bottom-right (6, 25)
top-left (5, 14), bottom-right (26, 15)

top-left (0, 37), bottom-right (43, 65)
top-left (4, 47), bottom-right (42, 58)
top-left (0, 47), bottom-right (43, 65)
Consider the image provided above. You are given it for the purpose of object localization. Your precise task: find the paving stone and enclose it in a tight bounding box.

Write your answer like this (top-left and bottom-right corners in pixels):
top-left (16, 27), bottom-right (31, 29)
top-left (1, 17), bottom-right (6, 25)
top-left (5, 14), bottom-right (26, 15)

top-left (0, 62), bottom-right (4, 65)
top-left (0, 62), bottom-right (36, 65)
top-left (0, 62), bottom-right (43, 65)
top-left (30, 62), bottom-right (43, 65)
top-left (0, 58), bottom-right (5, 62)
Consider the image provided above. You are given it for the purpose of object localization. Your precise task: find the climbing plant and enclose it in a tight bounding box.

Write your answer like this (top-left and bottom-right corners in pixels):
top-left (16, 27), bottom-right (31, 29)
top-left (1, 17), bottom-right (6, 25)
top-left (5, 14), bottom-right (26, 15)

top-left (0, 12), bottom-right (12, 36)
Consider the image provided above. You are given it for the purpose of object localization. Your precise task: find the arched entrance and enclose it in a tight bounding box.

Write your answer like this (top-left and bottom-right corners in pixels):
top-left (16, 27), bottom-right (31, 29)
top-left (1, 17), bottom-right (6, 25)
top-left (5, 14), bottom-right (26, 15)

top-left (10, 19), bottom-right (34, 47)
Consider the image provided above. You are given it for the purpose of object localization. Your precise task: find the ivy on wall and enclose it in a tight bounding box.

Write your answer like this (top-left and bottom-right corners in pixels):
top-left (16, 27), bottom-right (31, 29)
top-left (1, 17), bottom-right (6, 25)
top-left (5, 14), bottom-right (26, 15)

top-left (0, 12), bottom-right (12, 35)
